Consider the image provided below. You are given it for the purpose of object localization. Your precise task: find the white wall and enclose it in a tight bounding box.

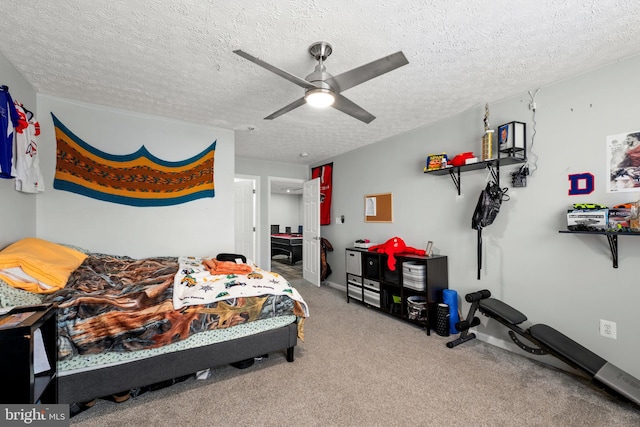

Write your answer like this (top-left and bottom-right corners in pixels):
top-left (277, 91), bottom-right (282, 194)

top-left (0, 52), bottom-right (38, 247)
top-left (235, 158), bottom-right (308, 267)
top-left (318, 53), bottom-right (640, 379)
top-left (35, 95), bottom-right (235, 258)
top-left (270, 193), bottom-right (302, 233)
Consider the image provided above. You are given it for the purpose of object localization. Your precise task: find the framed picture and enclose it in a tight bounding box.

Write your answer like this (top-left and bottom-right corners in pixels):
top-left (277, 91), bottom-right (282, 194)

top-left (607, 129), bottom-right (640, 192)
top-left (498, 121), bottom-right (525, 153)
top-left (425, 241), bottom-right (433, 256)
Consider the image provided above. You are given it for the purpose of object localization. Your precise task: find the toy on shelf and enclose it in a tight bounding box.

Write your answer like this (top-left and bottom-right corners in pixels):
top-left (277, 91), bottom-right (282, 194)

top-left (424, 153), bottom-right (449, 171)
top-left (368, 236), bottom-right (426, 271)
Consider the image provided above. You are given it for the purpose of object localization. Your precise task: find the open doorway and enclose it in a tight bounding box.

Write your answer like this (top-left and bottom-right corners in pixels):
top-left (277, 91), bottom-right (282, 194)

top-left (268, 177), bottom-right (304, 280)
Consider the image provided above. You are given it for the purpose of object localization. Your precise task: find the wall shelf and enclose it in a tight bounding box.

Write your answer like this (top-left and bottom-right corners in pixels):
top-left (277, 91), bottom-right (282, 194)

top-left (424, 155), bottom-right (525, 195)
top-left (558, 230), bottom-right (640, 268)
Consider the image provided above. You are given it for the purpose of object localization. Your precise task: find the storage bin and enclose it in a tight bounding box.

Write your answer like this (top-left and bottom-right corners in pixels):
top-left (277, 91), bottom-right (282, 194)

top-left (362, 253), bottom-right (380, 279)
top-left (403, 261), bottom-right (426, 291)
top-left (406, 296), bottom-right (427, 321)
top-left (345, 250), bottom-right (362, 276)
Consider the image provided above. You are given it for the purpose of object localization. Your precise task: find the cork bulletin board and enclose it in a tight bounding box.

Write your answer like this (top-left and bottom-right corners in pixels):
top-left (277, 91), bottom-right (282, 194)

top-left (364, 193), bottom-right (393, 222)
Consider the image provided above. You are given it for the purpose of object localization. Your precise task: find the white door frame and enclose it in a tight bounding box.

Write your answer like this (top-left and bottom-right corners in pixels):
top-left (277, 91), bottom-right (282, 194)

top-left (267, 176), bottom-right (305, 271)
top-left (234, 174), bottom-right (260, 263)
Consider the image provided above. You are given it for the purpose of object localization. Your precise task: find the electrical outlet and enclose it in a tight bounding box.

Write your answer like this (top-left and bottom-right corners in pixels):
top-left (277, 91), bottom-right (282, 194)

top-left (600, 319), bottom-right (617, 339)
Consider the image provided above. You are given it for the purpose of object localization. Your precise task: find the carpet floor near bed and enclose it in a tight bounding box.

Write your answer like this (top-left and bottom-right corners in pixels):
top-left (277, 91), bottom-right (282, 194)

top-left (70, 279), bottom-right (639, 426)
top-left (270, 256), bottom-right (303, 280)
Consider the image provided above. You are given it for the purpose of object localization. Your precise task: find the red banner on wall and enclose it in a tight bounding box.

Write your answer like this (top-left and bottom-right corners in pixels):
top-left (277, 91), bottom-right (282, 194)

top-left (312, 162), bottom-right (333, 225)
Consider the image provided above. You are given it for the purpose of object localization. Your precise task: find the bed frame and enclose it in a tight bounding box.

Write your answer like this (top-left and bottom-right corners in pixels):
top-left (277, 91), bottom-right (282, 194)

top-left (58, 321), bottom-right (298, 404)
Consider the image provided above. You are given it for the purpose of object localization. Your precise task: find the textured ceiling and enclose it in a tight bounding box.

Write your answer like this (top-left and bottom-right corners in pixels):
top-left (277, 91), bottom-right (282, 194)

top-left (2, 1), bottom-right (640, 166)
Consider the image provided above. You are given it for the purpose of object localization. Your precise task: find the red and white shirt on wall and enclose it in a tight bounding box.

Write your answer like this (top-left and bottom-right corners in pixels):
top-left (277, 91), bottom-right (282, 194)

top-left (12, 101), bottom-right (44, 193)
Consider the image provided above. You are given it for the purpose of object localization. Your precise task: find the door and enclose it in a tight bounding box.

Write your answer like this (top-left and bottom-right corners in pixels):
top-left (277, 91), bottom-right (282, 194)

top-left (234, 179), bottom-right (256, 262)
top-left (303, 177), bottom-right (320, 286)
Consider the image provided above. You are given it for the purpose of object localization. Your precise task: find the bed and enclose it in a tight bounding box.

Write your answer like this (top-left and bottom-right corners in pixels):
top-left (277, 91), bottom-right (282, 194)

top-left (0, 238), bottom-right (308, 406)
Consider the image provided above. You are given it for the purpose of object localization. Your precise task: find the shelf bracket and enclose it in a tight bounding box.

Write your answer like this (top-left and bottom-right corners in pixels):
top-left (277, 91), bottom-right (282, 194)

top-left (607, 234), bottom-right (619, 268)
top-left (447, 168), bottom-right (461, 195)
top-left (558, 230), bottom-right (632, 268)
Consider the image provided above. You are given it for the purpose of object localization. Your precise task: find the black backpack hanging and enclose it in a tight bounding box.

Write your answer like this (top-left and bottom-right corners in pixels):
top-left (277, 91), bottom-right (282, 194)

top-left (472, 180), bottom-right (507, 279)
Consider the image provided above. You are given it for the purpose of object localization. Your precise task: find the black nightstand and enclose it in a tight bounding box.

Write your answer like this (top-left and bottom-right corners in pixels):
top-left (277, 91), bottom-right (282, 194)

top-left (0, 304), bottom-right (58, 403)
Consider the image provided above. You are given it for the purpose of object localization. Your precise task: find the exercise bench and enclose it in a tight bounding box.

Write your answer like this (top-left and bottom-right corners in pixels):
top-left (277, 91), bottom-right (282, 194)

top-left (447, 289), bottom-right (640, 407)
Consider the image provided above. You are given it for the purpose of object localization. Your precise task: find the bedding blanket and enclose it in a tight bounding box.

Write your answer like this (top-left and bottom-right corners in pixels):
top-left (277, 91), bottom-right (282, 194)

top-left (43, 253), bottom-right (307, 360)
top-left (173, 256), bottom-right (309, 315)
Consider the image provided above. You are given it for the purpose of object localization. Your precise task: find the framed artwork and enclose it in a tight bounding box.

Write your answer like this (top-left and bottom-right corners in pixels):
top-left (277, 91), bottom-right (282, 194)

top-left (607, 129), bottom-right (640, 193)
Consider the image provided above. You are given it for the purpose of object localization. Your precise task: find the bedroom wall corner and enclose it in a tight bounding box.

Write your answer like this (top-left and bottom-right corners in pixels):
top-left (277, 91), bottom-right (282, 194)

top-left (35, 95), bottom-right (235, 258)
top-left (0, 51), bottom-right (38, 248)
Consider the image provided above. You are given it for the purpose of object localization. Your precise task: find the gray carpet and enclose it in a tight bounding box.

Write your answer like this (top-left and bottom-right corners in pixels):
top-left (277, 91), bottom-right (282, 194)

top-left (70, 280), bottom-right (639, 426)
top-left (270, 256), bottom-right (303, 280)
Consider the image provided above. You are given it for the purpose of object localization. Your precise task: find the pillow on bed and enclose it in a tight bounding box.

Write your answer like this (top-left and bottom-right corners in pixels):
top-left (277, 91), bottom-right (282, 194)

top-left (0, 238), bottom-right (88, 294)
top-left (0, 278), bottom-right (45, 308)
top-left (216, 253), bottom-right (247, 263)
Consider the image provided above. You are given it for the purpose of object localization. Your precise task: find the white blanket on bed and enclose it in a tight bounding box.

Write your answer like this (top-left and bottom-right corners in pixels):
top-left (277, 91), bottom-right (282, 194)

top-left (173, 256), bottom-right (309, 316)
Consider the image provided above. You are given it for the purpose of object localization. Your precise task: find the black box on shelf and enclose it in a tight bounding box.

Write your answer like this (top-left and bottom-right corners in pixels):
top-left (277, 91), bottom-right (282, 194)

top-left (362, 253), bottom-right (380, 279)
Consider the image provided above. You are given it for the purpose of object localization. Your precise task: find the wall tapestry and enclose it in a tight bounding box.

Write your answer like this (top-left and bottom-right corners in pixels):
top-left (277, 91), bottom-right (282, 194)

top-left (607, 129), bottom-right (640, 193)
top-left (52, 113), bottom-right (215, 207)
top-left (312, 162), bottom-right (333, 225)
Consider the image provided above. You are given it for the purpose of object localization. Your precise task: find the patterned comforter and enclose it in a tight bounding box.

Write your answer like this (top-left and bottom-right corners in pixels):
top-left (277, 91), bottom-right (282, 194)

top-left (43, 253), bottom-right (307, 361)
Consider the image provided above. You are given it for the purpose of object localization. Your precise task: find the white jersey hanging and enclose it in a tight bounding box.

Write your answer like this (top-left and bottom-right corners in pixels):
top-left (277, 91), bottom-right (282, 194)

top-left (12, 101), bottom-right (44, 193)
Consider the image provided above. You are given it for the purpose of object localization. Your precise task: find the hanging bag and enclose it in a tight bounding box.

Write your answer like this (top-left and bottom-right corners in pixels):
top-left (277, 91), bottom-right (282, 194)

top-left (471, 181), bottom-right (507, 279)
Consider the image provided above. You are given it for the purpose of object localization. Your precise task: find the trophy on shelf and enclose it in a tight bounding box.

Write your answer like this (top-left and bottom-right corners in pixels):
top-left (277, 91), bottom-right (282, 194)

top-left (481, 103), bottom-right (494, 161)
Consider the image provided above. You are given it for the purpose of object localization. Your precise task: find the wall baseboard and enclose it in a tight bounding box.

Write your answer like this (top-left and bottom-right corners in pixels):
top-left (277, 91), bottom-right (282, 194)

top-left (323, 280), bottom-right (344, 292)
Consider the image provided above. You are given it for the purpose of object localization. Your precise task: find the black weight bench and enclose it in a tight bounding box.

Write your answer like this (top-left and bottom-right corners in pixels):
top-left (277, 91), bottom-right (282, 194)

top-left (447, 290), bottom-right (640, 407)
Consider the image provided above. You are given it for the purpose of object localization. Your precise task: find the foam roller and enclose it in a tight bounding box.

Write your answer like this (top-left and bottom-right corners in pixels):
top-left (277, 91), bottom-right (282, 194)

top-left (443, 289), bottom-right (459, 335)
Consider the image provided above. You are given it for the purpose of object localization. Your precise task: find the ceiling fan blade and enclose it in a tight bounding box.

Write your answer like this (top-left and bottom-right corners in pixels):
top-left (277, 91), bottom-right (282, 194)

top-left (264, 97), bottom-right (307, 120)
top-left (332, 94), bottom-right (375, 124)
top-left (326, 51), bottom-right (409, 93)
top-left (233, 49), bottom-right (316, 90)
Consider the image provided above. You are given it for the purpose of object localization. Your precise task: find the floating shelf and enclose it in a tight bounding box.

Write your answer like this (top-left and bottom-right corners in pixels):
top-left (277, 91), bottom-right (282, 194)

top-left (558, 230), bottom-right (640, 268)
top-left (425, 155), bottom-right (526, 195)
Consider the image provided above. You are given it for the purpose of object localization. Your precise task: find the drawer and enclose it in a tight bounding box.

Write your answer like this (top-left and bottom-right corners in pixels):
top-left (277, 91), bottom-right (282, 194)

top-left (363, 278), bottom-right (380, 291)
top-left (346, 250), bottom-right (362, 276)
top-left (348, 284), bottom-right (363, 301)
top-left (403, 279), bottom-right (425, 291)
top-left (363, 288), bottom-right (380, 308)
top-left (347, 274), bottom-right (363, 285)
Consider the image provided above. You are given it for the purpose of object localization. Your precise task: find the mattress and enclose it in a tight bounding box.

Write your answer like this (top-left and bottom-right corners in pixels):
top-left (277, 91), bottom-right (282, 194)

top-left (58, 315), bottom-right (297, 375)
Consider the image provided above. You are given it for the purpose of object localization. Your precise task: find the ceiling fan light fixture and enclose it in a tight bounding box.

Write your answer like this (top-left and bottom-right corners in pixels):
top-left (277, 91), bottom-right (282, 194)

top-left (305, 88), bottom-right (335, 108)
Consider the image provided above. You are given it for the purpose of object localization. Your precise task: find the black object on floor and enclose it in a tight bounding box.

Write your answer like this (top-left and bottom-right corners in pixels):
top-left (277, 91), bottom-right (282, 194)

top-left (447, 289), bottom-right (640, 407)
top-left (69, 399), bottom-right (96, 417)
top-left (230, 358), bottom-right (255, 369)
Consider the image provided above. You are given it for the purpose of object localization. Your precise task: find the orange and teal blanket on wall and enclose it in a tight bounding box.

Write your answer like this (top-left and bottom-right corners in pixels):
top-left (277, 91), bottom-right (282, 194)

top-left (52, 113), bottom-right (215, 207)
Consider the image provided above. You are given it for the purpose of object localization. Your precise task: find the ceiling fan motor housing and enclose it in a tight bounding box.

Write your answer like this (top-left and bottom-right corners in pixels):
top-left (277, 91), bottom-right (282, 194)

top-left (308, 41), bottom-right (332, 61)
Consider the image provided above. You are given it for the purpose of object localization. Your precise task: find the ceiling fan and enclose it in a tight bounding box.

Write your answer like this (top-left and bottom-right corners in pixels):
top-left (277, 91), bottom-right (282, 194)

top-left (233, 42), bottom-right (409, 124)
